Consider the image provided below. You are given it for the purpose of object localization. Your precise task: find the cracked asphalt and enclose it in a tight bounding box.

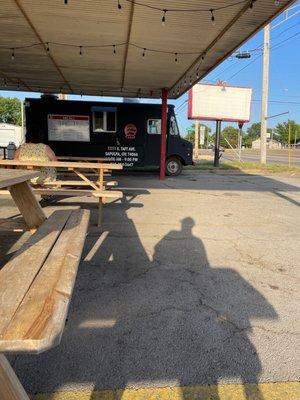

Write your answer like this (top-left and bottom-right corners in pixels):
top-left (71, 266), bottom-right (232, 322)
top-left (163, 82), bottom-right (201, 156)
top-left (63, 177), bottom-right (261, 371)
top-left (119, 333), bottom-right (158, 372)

top-left (1, 170), bottom-right (299, 399)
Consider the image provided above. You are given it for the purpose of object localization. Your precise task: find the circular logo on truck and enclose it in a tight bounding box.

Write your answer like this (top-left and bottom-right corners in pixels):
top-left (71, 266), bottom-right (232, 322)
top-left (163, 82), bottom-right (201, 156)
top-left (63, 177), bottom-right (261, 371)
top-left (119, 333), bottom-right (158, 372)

top-left (124, 123), bottom-right (137, 139)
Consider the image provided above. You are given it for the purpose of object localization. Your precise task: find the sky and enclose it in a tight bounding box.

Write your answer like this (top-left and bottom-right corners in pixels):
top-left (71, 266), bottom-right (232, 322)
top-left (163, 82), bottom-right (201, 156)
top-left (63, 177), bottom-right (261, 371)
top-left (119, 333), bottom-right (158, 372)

top-left (1, 1), bottom-right (300, 136)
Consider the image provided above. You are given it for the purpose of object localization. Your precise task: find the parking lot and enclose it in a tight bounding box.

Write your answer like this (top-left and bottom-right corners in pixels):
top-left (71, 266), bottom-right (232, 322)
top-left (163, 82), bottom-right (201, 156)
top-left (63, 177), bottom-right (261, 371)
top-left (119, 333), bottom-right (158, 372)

top-left (1, 170), bottom-right (299, 399)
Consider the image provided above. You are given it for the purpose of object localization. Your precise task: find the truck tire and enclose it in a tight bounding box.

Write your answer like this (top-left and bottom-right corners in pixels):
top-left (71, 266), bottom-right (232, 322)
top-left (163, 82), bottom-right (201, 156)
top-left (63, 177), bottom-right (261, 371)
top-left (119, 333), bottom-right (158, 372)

top-left (166, 157), bottom-right (182, 176)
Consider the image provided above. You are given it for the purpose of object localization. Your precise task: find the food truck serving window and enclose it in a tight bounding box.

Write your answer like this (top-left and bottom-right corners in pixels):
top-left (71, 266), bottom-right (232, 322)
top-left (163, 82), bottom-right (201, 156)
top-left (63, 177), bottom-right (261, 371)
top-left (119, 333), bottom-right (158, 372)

top-left (147, 119), bottom-right (161, 134)
top-left (92, 106), bottom-right (117, 133)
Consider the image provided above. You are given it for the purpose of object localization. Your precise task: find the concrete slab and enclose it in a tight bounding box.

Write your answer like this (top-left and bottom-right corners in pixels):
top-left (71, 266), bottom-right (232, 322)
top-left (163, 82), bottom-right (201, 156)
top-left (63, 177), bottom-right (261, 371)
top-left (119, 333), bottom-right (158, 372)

top-left (0, 170), bottom-right (299, 399)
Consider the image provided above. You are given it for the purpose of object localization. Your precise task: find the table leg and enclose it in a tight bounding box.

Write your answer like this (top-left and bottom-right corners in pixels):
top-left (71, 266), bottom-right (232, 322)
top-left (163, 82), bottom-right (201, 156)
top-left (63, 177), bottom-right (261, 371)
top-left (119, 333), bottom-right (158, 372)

top-left (97, 169), bottom-right (104, 227)
top-left (9, 181), bottom-right (46, 231)
top-left (0, 354), bottom-right (30, 400)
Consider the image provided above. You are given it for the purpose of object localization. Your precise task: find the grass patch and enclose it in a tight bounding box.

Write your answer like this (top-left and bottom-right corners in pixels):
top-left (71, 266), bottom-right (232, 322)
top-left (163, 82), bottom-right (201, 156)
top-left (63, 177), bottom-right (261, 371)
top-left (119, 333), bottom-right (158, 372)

top-left (227, 160), bottom-right (300, 173)
top-left (185, 160), bottom-right (300, 173)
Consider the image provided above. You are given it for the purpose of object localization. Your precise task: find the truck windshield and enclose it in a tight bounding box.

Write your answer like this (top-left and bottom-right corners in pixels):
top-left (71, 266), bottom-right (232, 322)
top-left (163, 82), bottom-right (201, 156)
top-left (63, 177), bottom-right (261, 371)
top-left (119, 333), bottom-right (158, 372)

top-left (170, 116), bottom-right (180, 136)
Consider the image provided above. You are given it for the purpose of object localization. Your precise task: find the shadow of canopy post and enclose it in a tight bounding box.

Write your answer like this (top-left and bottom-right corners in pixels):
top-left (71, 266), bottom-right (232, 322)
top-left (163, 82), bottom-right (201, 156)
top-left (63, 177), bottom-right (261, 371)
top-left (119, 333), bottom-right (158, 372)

top-left (0, 0), bottom-right (294, 178)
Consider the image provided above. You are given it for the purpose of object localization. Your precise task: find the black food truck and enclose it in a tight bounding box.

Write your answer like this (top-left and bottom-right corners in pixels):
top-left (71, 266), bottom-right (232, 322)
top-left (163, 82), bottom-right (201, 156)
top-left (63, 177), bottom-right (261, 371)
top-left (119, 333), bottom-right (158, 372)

top-left (24, 96), bottom-right (193, 176)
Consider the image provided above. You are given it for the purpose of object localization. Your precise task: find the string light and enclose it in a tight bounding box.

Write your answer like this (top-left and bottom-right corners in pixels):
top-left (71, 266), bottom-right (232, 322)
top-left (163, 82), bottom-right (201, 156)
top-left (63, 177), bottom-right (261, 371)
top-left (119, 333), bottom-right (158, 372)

top-left (11, 48), bottom-right (15, 60)
top-left (162, 9), bottom-right (167, 25)
top-left (3, 78), bottom-right (7, 87)
top-left (118, 0), bottom-right (122, 10)
top-left (142, 48), bottom-right (146, 57)
top-left (79, 46), bottom-right (82, 56)
top-left (46, 42), bottom-right (50, 53)
top-left (249, 0), bottom-right (254, 10)
top-left (64, 0), bottom-right (68, 4)
top-left (174, 53), bottom-right (178, 62)
top-left (210, 9), bottom-right (215, 25)
top-left (17, 80), bottom-right (20, 90)
top-left (196, 69), bottom-right (199, 78)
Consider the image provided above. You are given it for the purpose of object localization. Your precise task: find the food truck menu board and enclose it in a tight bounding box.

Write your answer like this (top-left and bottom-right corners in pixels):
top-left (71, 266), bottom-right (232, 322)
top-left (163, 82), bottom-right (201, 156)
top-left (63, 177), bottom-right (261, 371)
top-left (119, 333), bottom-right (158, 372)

top-left (48, 115), bottom-right (90, 142)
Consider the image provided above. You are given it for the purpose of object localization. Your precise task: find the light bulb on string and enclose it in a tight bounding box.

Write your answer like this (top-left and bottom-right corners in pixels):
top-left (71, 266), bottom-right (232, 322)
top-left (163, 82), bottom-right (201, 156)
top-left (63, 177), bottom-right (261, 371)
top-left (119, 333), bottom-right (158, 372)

top-left (249, 0), bottom-right (255, 11)
top-left (177, 88), bottom-right (180, 95)
top-left (3, 78), bottom-right (7, 87)
top-left (162, 9), bottom-right (167, 26)
top-left (142, 48), bottom-right (146, 58)
top-left (118, 0), bottom-right (122, 10)
top-left (196, 69), bottom-right (199, 79)
top-left (64, 0), bottom-right (68, 4)
top-left (79, 46), bottom-right (82, 56)
top-left (184, 78), bottom-right (187, 86)
top-left (17, 80), bottom-right (20, 90)
top-left (201, 54), bottom-right (205, 63)
top-left (189, 76), bottom-right (192, 85)
top-left (210, 9), bottom-right (215, 26)
top-left (46, 42), bottom-right (50, 53)
top-left (113, 45), bottom-right (116, 54)
top-left (174, 53), bottom-right (178, 62)
top-left (80, 91), bottom-right (83, 98)
top-left (11, 48), bottom-right (15, 60)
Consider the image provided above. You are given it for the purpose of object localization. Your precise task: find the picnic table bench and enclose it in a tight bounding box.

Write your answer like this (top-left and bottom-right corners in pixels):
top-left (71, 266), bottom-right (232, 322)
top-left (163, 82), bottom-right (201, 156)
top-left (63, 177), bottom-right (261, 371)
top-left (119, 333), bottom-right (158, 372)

top-left (0, 171), bottom-right (90, 399)
top-left (0, 160), bottom-right (123, 226)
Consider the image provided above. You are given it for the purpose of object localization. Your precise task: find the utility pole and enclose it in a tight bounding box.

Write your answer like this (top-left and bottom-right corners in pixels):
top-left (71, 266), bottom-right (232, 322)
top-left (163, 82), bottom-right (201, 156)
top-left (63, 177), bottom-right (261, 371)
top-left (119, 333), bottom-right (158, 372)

top-left (194, 120), bottom-right (199, 159)
top-left (260, 24), bottom-right (270, 164)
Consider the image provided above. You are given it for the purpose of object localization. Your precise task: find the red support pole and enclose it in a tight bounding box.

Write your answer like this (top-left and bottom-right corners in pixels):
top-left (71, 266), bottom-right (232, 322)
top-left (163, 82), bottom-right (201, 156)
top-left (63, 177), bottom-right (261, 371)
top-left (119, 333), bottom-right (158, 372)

top-left (160, 88), bottom-right (168, 180)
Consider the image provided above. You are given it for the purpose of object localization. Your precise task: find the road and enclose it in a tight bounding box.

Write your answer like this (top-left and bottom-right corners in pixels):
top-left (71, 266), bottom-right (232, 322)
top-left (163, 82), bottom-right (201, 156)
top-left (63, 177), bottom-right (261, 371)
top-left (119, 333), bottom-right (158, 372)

top-left (222, 149), bottom-right (300, 165)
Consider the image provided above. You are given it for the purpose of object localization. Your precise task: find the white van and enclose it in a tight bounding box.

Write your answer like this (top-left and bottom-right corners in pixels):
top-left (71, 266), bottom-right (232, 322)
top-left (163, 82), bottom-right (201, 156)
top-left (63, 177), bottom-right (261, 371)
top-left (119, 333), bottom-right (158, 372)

top-left (0, 123), bottom-right (24, 147)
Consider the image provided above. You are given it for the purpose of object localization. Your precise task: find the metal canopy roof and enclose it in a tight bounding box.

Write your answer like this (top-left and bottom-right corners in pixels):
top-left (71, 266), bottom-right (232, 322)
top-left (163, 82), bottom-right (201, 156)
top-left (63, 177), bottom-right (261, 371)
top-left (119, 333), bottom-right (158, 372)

top-left (0, 0), bottom-right (294, 99)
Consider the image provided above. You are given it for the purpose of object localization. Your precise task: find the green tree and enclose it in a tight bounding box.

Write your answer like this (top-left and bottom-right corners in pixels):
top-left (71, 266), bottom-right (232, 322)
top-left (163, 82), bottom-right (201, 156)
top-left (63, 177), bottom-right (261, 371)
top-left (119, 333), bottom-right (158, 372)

top-left (243, 122), bottom-right (272, 148)
top-left (0, 97), bottom-right (22, 125)
top-left (185, 123), bottom-right (211, 147)
top-left (274, 120), bottom-right (300, 145)
top-left (220, 126), bottom-right (239, 148)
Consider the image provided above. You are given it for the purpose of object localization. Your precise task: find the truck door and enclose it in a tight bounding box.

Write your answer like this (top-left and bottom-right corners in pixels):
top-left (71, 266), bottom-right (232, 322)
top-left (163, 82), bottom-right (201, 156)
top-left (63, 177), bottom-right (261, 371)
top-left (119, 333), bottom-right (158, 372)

top-left (144, 118), bottom-right (162, 166)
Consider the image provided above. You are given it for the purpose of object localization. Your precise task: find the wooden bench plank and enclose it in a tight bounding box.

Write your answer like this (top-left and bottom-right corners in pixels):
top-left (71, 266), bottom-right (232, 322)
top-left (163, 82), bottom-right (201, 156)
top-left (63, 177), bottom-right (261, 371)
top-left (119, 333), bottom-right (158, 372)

top-left (0, 210), bottom-right (72, 339)
top-left (0, 209), bottom-right (90, 354)
top-left (0, 160), bottom-right (122, 170)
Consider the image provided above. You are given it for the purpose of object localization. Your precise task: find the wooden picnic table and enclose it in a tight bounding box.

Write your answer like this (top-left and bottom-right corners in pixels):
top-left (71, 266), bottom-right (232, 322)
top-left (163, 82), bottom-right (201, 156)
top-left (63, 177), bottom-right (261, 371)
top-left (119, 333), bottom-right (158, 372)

top-left (57, 156), bottom-right (109, 162)
top-left (0, 160), bottom-right (123, 226)
top-left (0, 169), bottom-right (46, 230)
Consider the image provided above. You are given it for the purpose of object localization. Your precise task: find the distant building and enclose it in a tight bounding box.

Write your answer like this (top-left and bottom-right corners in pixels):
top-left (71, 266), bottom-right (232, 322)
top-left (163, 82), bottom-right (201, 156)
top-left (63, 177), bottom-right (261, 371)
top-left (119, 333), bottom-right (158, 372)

top-left (252, 138), bottom-right (282, 149)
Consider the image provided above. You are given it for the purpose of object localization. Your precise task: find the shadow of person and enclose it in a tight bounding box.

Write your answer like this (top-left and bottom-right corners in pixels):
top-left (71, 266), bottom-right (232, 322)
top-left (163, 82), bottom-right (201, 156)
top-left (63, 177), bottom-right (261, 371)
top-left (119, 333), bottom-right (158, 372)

top-left (148, 217), bottom-right (278, 399)
top-left (12, 208), bottom-right (278, 400)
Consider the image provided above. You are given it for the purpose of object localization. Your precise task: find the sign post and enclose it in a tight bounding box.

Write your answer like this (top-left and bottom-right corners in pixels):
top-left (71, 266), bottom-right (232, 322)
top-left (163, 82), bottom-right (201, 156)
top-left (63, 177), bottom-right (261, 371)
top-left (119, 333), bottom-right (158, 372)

top-left (214, 121), bottom-right (222, 167)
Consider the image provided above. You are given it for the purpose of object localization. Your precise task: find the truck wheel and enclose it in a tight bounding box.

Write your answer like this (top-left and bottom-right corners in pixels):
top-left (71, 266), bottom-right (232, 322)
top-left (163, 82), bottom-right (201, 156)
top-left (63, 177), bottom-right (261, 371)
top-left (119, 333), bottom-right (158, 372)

top-left (166, 157), bottom-right (182, 176)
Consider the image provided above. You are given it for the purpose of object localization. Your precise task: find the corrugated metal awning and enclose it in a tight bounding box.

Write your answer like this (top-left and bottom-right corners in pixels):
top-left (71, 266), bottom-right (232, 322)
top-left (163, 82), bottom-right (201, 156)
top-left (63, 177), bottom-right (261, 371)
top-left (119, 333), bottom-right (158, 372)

top-left (0, 0), bottom-right (294, 99)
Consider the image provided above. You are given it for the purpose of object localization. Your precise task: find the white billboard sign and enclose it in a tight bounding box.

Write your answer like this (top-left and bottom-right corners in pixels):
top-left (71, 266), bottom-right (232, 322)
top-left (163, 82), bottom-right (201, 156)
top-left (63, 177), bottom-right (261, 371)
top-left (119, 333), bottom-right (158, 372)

top-left (48, 114), bottom-right (90, 142)
top-left (188, 83), bottom-right (252, 123)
